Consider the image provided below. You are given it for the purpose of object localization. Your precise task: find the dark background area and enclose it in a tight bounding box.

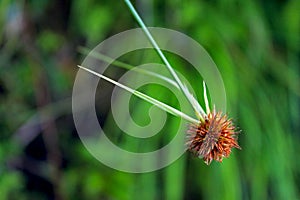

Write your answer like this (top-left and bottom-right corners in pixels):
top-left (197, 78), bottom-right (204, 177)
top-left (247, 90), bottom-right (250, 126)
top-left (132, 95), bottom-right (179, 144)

top-left (0, 0), bottom-right (300, 199)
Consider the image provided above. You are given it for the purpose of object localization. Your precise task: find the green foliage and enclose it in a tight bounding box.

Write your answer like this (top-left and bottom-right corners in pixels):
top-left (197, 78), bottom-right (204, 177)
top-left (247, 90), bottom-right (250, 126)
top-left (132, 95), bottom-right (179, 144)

top-left (0, 0), bottom-right (299, 199)
top-left (0, 171), bottom-right (25, 200)
top-left (71, 1), bottom-right (113, 44)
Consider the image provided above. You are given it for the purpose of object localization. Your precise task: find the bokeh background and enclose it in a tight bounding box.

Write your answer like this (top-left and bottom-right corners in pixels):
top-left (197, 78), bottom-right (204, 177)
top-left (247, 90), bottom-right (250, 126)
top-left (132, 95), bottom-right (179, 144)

top-left (1, 0), bottom-right (300, 199)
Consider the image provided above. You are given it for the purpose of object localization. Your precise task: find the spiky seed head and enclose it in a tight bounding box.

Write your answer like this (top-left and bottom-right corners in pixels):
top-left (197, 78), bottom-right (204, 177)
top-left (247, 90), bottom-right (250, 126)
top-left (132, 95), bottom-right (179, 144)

top-left (186, 110), bottom-right (241, 165)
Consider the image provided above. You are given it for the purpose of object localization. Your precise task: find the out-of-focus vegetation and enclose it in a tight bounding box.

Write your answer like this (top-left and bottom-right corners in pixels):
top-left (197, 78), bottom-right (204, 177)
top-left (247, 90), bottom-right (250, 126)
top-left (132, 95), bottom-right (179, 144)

top-left (0, 0), bottom-right (299, 199)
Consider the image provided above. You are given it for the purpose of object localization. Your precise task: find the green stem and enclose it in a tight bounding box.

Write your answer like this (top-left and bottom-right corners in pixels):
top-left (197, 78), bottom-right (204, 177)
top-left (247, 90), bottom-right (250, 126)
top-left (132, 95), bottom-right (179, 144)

top-left (124, 0), bottom-right (206, 120)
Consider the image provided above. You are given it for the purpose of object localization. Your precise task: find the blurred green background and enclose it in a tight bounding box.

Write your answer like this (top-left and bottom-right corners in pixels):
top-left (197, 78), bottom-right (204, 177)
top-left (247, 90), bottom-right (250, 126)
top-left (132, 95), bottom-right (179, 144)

top-left (1, 0), bottom-right (299, 199)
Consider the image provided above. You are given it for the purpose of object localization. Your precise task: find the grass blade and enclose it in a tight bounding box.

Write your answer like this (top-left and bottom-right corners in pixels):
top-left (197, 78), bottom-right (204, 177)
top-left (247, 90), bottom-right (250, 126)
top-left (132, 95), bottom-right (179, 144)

top-left (203, 81), bottom-right (210, 114)
top-left (124, 0), bottom-right (206, 120)
top-left (78, 65), bottom-right (198, 124)
top-left (78, 46), bottom-right (178, 88)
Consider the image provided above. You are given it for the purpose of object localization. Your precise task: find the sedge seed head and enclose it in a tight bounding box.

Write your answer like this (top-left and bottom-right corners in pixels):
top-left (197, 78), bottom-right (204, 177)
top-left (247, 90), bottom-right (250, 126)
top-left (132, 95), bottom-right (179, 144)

top-left (186, 110), bottom-right (241, 165)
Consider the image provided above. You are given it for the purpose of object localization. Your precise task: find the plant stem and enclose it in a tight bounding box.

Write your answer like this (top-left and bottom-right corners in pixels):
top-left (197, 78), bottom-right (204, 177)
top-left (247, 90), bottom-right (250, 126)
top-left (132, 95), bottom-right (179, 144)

top-left (124, 0), bottom-right (206, 119)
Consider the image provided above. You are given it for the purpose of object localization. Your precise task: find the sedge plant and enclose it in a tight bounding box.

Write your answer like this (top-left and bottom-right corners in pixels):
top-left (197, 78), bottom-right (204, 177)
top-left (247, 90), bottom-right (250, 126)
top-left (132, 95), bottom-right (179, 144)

top-left (78, 0), bottom-right (241, 165)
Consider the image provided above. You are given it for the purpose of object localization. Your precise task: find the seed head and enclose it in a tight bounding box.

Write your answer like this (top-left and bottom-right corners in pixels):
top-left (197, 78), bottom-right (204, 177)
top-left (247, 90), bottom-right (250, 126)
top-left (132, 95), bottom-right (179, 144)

top-left (186, 109), bottom-right (241, 165)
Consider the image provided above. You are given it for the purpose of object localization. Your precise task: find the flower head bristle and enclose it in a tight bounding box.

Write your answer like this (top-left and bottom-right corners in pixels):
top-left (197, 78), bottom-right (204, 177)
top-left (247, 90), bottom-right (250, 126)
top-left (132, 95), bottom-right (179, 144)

top-left (186, 110), bottom-right (241, 165)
